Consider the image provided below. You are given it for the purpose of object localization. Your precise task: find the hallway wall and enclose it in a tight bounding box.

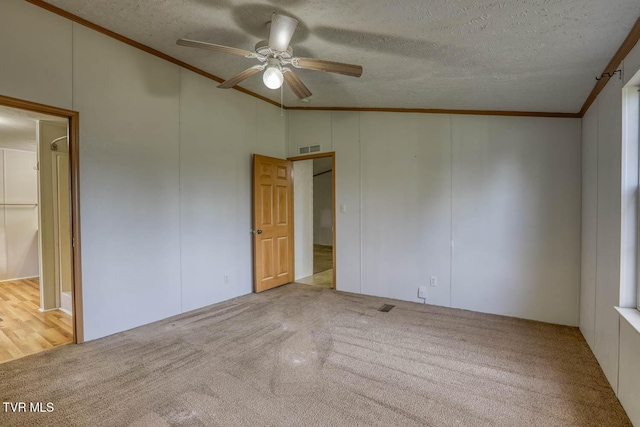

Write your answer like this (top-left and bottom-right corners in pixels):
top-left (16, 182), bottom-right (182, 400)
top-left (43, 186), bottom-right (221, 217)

top-left (294, 159), bottom-right (314, 280)
top-left (313, 171), bottom-right (333, 246)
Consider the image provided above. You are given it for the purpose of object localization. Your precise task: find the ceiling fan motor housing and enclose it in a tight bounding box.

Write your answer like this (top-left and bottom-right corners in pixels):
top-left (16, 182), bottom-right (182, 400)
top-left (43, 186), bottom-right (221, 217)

top-left (255, 40), bottom-right (293, 59)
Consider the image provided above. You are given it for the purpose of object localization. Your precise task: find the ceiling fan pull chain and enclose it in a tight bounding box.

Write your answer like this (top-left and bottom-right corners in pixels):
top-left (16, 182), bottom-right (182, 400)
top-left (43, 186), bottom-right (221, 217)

top-left (280, 83), bottom-right (284, 117)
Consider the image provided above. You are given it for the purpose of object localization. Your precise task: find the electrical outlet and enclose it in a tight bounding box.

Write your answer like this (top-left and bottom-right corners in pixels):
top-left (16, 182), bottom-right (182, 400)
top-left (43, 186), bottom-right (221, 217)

top-left (430, 276), bottom-right (437, 287)
top-left (418, 286), bottom-right (427, 299)
top-left (224, 275), bottom-right (229, 284)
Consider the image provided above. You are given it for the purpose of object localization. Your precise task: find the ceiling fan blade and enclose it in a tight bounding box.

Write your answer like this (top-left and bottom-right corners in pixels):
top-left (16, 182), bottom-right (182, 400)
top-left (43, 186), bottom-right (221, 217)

top-left (268, 13), bottom-right (298, 52)
top-left (218, 65), bottom-right (265, 89)
top-left (292, 57), bottom-right (363, 77)
top-left (282, 69), bottom-right (312, 99)
top-left (177, 38), bottom-right (255, 58)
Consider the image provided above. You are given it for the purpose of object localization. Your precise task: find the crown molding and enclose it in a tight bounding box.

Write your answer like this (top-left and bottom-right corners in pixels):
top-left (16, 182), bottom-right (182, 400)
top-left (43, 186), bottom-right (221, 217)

top-left (579, 16), bottom-right (640, 117)
top-left (286, 106), bottom-right (580, 118)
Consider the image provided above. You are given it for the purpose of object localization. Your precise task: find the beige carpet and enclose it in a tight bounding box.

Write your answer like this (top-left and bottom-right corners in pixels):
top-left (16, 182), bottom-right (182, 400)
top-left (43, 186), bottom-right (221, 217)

top-left (0, 284), bottom-right (631, 427)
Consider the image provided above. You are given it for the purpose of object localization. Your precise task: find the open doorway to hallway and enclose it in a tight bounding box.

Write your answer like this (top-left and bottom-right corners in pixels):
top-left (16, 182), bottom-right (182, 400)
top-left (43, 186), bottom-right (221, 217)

top-left (0, 104), bottom-right (74, 363)
top-left (292, 154), bottom-right (335, 289)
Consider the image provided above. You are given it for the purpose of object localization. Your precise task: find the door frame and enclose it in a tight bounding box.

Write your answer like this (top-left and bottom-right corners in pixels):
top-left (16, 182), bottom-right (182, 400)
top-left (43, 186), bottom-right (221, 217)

top-left (0, 94), bottom-right (84, 343)
top-left (288, 152), bottom-right (336, 290)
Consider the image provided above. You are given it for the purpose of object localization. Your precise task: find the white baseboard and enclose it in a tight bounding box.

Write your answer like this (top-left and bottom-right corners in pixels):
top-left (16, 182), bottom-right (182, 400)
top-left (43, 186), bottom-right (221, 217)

top-left (59, 308), bottom-right (72, 316)
top-left (0, 276), bottom-right (39, 283)
top-left (61, 291), bottom-right (72, 313)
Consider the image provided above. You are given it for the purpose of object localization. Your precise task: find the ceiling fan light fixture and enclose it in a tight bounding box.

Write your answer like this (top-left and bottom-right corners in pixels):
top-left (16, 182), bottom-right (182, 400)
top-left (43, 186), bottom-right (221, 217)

top-left (177, 12), bottom-right (362, 99)
top-left (263, 60), bottom-right (284, 89)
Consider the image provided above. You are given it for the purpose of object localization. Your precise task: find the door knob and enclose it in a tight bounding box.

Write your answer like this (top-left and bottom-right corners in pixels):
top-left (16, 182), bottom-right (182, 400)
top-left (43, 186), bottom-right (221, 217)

top-left (256, 229), bottom-right (263, 234)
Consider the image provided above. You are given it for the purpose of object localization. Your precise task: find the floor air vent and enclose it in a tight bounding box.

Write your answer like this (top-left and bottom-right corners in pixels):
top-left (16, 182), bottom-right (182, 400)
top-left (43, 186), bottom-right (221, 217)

top-left (378, 304), bottom-right (395, 312)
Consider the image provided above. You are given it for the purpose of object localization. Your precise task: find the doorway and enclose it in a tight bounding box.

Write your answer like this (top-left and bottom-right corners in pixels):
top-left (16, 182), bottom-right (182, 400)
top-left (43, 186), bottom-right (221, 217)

top-left (290, 152), bottom-right (336, 289)
top-left (0, 95), bottom-right (82, 363)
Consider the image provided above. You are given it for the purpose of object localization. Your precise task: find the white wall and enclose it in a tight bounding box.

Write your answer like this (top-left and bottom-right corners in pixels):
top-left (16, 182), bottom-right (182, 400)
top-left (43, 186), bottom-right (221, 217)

top-left (580, 38), bottom-right (640, 425)
top-left (618, 312), bottom-right (640, 425)
top-left (0, 0), bottom-right (286, 340)
top-left (73, 24), bottom-right (182, 338)
top-left (179, 68), bottom-right (285, 312)
top-left (0, 0), bottom-right (72, 110)
top-left (294, 160), bottom-right (313, 280)
top-left (580, 104), bottom-right (598, 349)
top-left (313, 171), bottom-right (333, 246)
top-left (289, 111), bottom-right (582, 325)
top-left (0, 149), bottom-right (39, 281)
top-left (451, 115), bottom-right (581, 325)
top-left (360, 113), bottom-right (453, 306)
top-left (332, 112), bottom-right (362, 294)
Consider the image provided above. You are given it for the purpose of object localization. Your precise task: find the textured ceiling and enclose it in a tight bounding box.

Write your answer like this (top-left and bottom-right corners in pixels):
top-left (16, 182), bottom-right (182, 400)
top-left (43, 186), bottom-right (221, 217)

top-left (42, 0), bottom-right (640, 112)
top-left (0, 105), bottom-right (65, 152)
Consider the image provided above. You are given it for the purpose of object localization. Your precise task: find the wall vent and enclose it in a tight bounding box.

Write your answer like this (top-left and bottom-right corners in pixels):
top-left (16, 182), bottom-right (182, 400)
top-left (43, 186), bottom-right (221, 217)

top-left (299, 144), bottom-right (321, 155)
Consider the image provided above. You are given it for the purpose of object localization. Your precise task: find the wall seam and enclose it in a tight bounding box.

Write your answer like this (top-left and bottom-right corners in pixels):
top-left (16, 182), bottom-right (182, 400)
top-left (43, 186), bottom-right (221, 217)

top-left (71, 22), bottom-right (74, 110)
top-left (2, 151), bottom-right (6, 280)
top-left (594, 98), bottom-right (599, 351)
top-left (616, 316), bottom-right (621, 396)
top-left (330, 112), bottom-right (334, 152)
top-left (359, 112), bottom-right (362, 295)
top-left (178, 68), bottom-right (183, 313)
top-left (287, 111), bottom-right (292, 156)
top-left (449, 115), bottom-right (454, 307)
top-left (577, 117), bottom-right (582, 327)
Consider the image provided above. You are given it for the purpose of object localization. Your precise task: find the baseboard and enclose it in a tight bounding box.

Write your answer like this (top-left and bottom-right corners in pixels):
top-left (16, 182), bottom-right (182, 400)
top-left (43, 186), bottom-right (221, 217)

top-left (0, 276), bottom-right (39, 283)
top-left (39, 307), bottom-right (72, 315)
top-left (58, 308), bottom-right (72, 316)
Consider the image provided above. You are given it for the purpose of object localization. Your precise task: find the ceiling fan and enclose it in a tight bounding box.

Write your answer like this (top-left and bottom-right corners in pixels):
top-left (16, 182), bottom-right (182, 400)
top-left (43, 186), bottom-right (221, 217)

top-left (176, 13), bottom-right (363, 100)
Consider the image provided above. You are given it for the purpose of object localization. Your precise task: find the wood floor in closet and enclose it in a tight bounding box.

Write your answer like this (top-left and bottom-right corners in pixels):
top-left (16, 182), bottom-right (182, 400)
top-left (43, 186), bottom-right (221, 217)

top-left (0, 278), bottom-right (72, 364)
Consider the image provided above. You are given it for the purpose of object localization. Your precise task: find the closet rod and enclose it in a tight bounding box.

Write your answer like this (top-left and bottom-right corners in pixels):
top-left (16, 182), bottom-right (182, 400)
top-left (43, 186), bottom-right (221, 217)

top-left (0, 204), bottom-right (38, 206)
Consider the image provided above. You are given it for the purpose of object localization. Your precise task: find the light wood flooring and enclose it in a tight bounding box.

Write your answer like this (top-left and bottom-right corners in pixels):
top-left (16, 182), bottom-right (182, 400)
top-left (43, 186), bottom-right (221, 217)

top-left (313, 244), bottom-right (333, 274)
top-left (298, 244), bottom-right (334, 288)
top-left (0, 278), bottom-right (73, 364)
top-left (297, 269), bottom-right (333, 288)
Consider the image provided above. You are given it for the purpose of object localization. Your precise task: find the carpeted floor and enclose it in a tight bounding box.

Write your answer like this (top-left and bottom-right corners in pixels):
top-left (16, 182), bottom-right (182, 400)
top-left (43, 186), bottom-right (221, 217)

top-left (0, 284), bottom-right (631, 426)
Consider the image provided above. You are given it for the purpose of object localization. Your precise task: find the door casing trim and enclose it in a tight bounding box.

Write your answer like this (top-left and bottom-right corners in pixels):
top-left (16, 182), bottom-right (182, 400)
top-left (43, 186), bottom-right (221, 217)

top-left (0, 94), bottom-right (84, 343)
top-left (288, 152), bottom-right (336, 290)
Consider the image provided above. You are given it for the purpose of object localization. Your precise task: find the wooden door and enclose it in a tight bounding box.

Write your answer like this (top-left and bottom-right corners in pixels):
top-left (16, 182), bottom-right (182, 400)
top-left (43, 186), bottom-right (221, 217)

top-left (253, 154), bottom-right (294, 292)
